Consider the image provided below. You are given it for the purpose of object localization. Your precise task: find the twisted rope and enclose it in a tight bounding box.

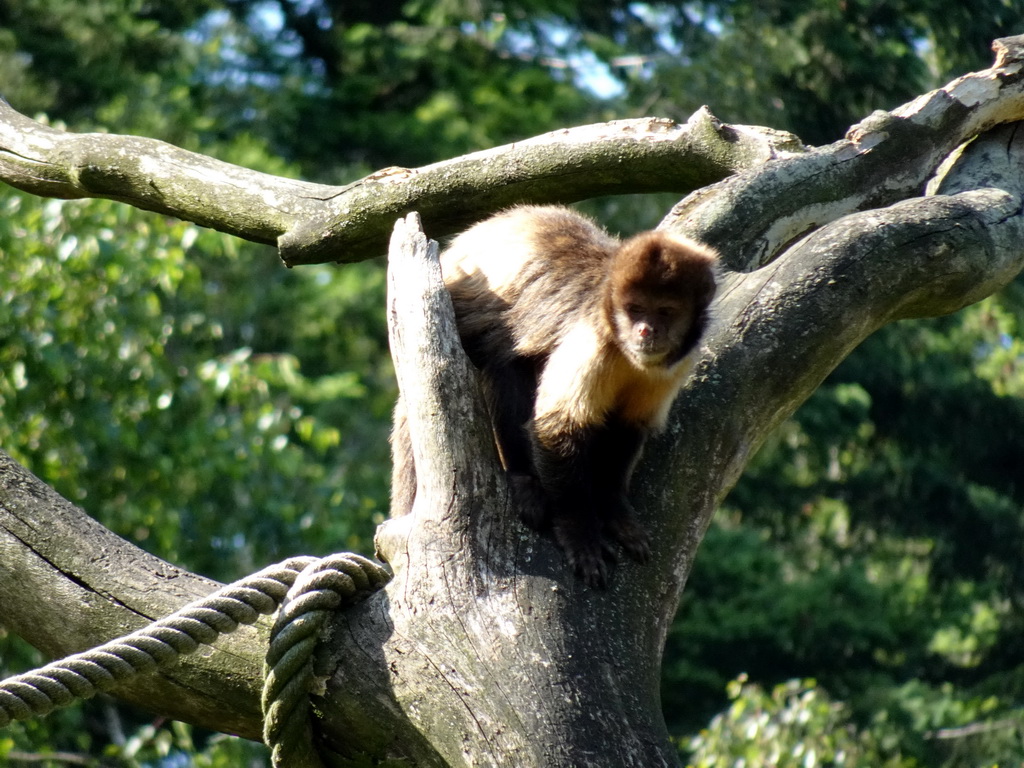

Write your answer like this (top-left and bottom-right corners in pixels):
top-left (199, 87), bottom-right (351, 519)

top-left (0, 552), bottom-right (391, 768)
top-left (262, 553), bottom-right (392, 768)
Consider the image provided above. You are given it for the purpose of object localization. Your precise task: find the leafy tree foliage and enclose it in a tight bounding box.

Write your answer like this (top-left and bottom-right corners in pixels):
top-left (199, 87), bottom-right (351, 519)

top-left (668, 304), bottom-right (1024, 765)
top-left (0, 183), bottom-right (391, 764)
top-left (686, 675), bottom-right (912, 767)
top-left (0, 188), bottom-right (390, 577)
top-left (1, 0), bottom-right (1023, 765)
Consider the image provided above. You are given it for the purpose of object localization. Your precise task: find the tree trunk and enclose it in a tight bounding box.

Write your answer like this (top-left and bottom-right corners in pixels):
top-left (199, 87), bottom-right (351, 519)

top-left (306, 215), bottom-right (685, 766)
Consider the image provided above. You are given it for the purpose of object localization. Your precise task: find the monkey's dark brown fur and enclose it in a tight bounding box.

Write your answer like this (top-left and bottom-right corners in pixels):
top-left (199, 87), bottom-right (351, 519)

top-left (391, 205), bottom-right (717, 586)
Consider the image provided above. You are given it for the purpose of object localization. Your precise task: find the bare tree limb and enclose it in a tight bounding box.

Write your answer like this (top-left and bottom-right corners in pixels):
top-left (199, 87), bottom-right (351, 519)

top-left (383, 213), bottom-right (497, 526)
top-left (0, 101), bottom-right (335, 252)
top-left (668, 34), bottom-right (1024, 271)
top-left (0, 450), bottom-right (266, 740)
top-left (2, 37), bottom-right (1021, 272)
top-left (0, 103), bottom-right (800, 266)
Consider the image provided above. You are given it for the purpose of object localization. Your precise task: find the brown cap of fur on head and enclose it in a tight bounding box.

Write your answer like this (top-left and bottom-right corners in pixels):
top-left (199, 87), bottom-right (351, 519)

top-left (608, 231), bottom-right (718, 306)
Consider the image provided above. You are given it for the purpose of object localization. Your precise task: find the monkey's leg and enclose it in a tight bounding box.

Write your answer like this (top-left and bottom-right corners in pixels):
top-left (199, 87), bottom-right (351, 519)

top-left (591, 421), bottom-right (651, 564)
top-left (530, 426), bottom-right (616, 587)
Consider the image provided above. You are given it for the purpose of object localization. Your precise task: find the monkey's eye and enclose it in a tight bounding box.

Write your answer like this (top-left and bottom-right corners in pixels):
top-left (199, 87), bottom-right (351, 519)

top-left (625, 303), bottom-right (645, 316)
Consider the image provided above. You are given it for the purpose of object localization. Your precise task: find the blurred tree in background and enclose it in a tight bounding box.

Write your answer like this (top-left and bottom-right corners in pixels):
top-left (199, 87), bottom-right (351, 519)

top-left (1, 1), bottom-right (1023, 765)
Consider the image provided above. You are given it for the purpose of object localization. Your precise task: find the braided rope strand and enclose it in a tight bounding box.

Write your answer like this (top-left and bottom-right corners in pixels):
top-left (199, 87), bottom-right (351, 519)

top-left (261, 553), bottom-right (392, 768)
top-left (0, 556), bottom-right (317, 727)
top-left (0, 552), bottom-right (390, 766)
top-left (0, 552), bottom-right (392, 767)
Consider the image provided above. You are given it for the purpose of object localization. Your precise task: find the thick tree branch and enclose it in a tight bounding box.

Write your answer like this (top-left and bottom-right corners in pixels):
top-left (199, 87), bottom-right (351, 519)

top-left (2, 37), bottom-right (1021, 273)
top-left (643, 120), bottom-right (1024, 607)
top-left (383, 213), bottom-right (498, 533)
top-left (0, 101), bottom-right (336, 252)
top-left (0, 103), bottom-right (798, 266)
top-left (669, 34), bottom-right (1024, 271)
top-left (0, 450), bottom-right (266, 740)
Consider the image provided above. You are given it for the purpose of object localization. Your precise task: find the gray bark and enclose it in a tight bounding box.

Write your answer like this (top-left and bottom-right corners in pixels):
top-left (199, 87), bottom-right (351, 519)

top-left (671, 35), bottom-right (1024, 271)
top-left (1, 33), bottom-right (1023, 768)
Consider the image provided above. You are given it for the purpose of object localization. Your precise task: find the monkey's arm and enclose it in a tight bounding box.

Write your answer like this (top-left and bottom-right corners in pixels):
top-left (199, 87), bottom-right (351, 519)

top-left (479, 356), bottom-right (552, 530)
top-left (591, 418), bottom-right (650, 563)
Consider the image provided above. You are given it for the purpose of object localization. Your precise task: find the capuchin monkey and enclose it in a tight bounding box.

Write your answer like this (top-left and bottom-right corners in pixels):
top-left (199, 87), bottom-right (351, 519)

top-left (390, 205), bottom-right (718, 587)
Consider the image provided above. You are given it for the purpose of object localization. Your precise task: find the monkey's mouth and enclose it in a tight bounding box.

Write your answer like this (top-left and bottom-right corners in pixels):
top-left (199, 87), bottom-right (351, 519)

top-left (629, 343), bottom-right (672, 368)
top-left (636, 336), bottom-right (672, 356)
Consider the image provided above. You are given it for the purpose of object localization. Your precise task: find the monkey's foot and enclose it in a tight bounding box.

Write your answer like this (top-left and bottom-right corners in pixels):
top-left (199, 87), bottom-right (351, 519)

top-left (606, 516), bottom-right (652, 564)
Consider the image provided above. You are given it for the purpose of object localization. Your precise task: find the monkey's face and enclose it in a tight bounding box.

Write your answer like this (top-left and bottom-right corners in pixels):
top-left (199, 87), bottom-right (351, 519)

top-left (612, 291), bottom-right (695, 369)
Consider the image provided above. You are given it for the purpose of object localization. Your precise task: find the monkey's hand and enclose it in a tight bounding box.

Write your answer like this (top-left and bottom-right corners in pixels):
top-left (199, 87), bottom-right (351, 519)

top-left (607, 516), bottom-right (652, 564)
top-left (547, 496), bottom-right (651, 587)
top-left (552, 518), bottom-right (619, 589)
top-left (510, 472), bottom-right (550, 531)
